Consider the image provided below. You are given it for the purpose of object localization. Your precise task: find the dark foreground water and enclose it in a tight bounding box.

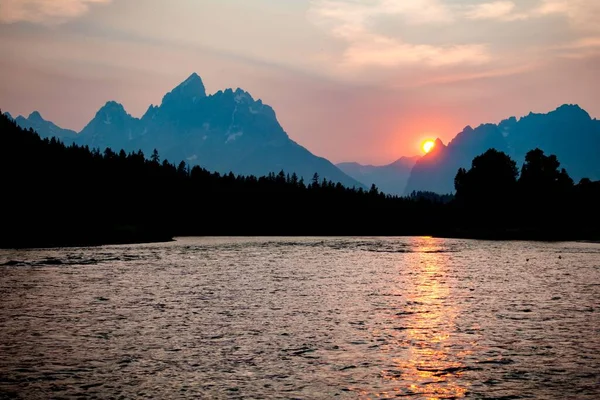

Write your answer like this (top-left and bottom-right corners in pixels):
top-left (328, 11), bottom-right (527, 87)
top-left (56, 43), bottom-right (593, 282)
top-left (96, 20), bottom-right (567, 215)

top-left (0, 237), bottom-right (599, 399)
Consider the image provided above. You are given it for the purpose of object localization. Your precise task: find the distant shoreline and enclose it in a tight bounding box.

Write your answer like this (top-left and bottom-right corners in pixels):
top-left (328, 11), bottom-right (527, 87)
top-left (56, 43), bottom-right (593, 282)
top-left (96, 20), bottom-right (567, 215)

top-left (3, 232), bottom-right (600, 250)
top-left (0, 236), bottom-right (175, 250)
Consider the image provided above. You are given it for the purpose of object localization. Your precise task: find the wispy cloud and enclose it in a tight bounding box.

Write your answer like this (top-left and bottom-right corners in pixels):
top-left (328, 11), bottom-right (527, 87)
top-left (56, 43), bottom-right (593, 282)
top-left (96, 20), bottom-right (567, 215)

top-left (463, 0), bottom-right (600, 31)
top-left (0, 0), bottom-right (111, 25)
top-left (309, 0), bottom-right (454, 27)
top-left (397, 63), bottom-right (540, 88)
top-left (536, 0), bottom-right (600, 34)
top-left (464, 1), bottom-right (528, 21)
top-left (551, 36), bottom-right (600, 60)
top-left (342, 33), bottom-right (489, 68)
top-left (308, 0), bottom-right (490, 68)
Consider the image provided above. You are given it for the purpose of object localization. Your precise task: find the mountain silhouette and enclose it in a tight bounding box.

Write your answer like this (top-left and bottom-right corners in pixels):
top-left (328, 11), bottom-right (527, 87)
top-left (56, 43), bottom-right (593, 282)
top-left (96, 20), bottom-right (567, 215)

top-left (405, 104), bottom-right (600, 194)
top-left (337, 156), bottom-right (419, 195)
top-left (14, 111), bottom-right (78, 142)
top-left (78, 101), bottom-right (139, 151)
top-left (10, 83), bottom-right (598, 194)
top-left (11, 73), bottom-right (363, 189)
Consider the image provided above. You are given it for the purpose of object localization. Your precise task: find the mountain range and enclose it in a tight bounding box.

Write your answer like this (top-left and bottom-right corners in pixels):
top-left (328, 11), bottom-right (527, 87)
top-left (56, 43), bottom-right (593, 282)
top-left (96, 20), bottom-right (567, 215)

top-left (7, 74), bottom-right (600, 195)
top-left (404, 104), bottom-right (600, 194)
top-left (14, 111), bottom-right (78, 142)
top-left (10, 73), bottom-right (363, 189)
top-left (338, 104), bottom-right (599, 195)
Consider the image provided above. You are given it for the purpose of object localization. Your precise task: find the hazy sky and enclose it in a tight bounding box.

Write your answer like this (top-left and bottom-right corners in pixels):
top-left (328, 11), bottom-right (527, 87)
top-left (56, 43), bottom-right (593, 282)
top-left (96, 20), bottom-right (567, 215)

top-left (0, 0), bottom-right (598, 164)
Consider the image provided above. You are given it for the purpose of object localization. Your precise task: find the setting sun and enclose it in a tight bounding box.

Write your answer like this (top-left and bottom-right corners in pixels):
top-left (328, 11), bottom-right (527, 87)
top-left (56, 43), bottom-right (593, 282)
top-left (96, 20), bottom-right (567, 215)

top-left (422, 140), bottom-right (435, 154)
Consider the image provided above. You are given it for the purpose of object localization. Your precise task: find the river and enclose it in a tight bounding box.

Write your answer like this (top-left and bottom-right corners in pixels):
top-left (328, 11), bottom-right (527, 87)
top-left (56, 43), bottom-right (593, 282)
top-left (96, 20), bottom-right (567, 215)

top-left (1, 237), bottom-right (599, 399)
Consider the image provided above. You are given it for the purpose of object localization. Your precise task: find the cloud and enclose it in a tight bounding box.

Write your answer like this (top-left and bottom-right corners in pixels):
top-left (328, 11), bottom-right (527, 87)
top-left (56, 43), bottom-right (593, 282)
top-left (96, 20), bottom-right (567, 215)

top-left (308, 0), bottom-right (490, 68)
top-left (342, 33), bottom-right (489, 68)
top-left (551, 37), bottom-right (600, 60)
top-left (0, 0), bottom-right (111, 24)
top-left (536, 0), bottom-right (600, 33)
top-left (462, 0), bottom-right (600, 30)
top-left (309, 0), bottom-right (454, 28)
top-left (464, 1), bottom-right (528, 21)
top-left (561, 37), bottom-right (600, 50)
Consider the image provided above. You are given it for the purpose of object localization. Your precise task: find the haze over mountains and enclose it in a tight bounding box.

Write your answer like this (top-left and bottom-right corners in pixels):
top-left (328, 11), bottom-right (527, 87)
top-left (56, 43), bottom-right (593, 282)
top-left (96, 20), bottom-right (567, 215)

top-left (8, 74), bottom-right (600, 195)
top-left (11, 73), bottom-right (363, 189)
top-left (337, 156), bottom-right (419, 196)
top-left (337, 104), bottom-right (600, 195)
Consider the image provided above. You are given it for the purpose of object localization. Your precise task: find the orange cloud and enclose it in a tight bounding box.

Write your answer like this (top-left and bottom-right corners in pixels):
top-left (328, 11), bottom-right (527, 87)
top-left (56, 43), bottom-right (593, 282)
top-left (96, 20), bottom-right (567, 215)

top-left (0, 0), bottom-right (111, 24)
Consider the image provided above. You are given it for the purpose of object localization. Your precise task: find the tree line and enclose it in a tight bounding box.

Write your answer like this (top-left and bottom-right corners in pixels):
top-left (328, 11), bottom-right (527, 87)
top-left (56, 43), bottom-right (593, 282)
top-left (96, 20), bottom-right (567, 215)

top-left (1, 112), bottom-right (598, 247)
top-left (453, 148), bottom-right (600, 239)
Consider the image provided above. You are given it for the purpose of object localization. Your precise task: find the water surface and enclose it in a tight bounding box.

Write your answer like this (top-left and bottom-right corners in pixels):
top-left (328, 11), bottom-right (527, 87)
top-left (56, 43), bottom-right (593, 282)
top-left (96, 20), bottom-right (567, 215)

top-left (1, 237), bottom-right (599, 399)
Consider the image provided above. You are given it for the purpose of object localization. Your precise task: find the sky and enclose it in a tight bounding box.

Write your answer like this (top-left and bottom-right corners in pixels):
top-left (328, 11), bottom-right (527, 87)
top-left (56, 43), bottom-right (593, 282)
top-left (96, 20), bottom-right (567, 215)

top-left (0, 0), bottom-right (598, 164)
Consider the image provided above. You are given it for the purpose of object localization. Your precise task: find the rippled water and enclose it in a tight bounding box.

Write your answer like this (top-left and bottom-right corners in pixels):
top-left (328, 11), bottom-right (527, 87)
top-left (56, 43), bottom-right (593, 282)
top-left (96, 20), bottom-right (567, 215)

top-left (1, 237), bottom-right (599, 399)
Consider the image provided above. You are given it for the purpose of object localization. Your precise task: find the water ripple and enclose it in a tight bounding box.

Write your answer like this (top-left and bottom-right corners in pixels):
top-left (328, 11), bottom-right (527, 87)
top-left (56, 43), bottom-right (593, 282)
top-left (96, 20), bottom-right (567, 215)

top-left (0, 237), bottom-right (599, 399)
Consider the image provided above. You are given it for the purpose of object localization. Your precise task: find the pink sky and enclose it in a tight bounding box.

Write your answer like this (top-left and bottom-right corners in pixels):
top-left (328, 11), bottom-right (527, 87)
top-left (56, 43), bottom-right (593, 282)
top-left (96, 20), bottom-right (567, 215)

top-left (0, 0), bottom-right (599, 164)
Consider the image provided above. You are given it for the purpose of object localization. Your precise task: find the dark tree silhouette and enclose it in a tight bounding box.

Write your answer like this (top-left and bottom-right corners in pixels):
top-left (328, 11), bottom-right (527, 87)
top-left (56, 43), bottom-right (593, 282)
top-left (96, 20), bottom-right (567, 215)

top-left (311, 172), bottom-right (320, 187)
top-left (453, 149), bottom-right (519, 230)
top-left (452, 146), bottom-right (599, 239)
top-left (519, 148), bottom-right (574, 194)
top-left (1, 111), bottom-right (599, 247)
top-left (454, 148), bottom-right (519, 202)
top-left (407, 191), bottom-right (453, 204)
top-left (517, 148), bottom-right (575, 233)
top-left (369, 184), bottom-right (379, 196)
top-left (151, 148), bottom-right (160, 164)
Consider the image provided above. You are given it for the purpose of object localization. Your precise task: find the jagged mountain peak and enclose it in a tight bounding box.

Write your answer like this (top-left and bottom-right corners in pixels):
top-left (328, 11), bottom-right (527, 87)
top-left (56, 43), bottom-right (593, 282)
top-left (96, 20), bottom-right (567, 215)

top-left (11, 74), bottom-right (364, 189)
top-left (216, 87), bottom-right (254, 100)
top-left (499, 116), bottom-right (517, 127)
top-left (430, 138), bottom-right (448, 154)
top-left (28, 111), bottom-right (43, 121)
top-left (211, 86), bottom-right (275, 119)
top-left (233, 88), bottom-right (255, 104)
top-left (161, 73), bottom-right (207, 107)
top-left (551, 103), bottom-right (590, 120)
top-left (520, 104), bottom-right (590, 122)
top-left (142, 104), bottom-right (159, 121)
top-left (97, 101), bottom-right (127, 115)
top-left (80, 101), bottom-right (137, 136)
top-left (12, 109), bottom-right (77, 142)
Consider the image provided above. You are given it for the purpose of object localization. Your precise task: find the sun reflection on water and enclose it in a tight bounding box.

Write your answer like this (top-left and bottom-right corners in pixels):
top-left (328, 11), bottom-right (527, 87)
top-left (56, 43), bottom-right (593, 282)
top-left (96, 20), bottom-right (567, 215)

top-left (358, 237), bottom-right (471, 399)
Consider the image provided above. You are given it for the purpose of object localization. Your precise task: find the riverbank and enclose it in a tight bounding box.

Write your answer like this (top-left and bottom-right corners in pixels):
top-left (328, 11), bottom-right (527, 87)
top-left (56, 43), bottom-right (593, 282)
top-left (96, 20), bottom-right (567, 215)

top-left (0, 225), bottom-right (173, 249)
top-left (3, 227), bottom-right (599, 249)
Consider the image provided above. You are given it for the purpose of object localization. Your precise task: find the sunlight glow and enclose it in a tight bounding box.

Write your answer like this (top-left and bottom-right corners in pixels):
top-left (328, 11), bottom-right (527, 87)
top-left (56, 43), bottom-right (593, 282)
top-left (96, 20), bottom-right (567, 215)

top-left (422, 140), bottom-right (436, 154)
top-left (370, 237), bottom-right (469, 399)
